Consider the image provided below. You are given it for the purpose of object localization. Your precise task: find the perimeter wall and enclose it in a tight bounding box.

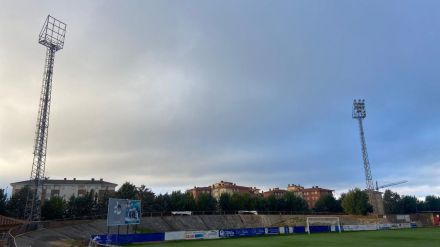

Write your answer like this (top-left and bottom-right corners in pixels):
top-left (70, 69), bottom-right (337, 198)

top-left (16, 213), bottom-right (435, 247)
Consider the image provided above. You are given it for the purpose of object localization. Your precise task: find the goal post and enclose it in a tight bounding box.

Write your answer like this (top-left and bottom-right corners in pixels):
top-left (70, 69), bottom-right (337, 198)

top-left (306, 217), bottom-right (341, 234)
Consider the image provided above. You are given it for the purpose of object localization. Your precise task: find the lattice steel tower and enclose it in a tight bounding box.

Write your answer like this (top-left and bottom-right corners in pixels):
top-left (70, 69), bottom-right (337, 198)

top-left (352, 99), bottom-right (374, 191)
top-left (25, 15), bottom-right (66, 221)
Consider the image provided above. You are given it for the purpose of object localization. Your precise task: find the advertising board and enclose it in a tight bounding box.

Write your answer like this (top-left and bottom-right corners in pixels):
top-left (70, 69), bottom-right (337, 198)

top-left (396, 215), bottom-right (411, 222)
top-left (266, 227), bottom-right (280, 234)
top-left (378, 223), bottom-right (412, 230)
top-left (185, 230), bottom-right (219, 240)
top-left (164, 231), bottom-right (185, 241)
top-left (90, 233), bottom-right (164, 245)
top-left (342, 224), bottom-right (378, 231)
top-left (219, 228), bottom-right (266, 238)
top-left (107, 198), bottom-right (141, 226)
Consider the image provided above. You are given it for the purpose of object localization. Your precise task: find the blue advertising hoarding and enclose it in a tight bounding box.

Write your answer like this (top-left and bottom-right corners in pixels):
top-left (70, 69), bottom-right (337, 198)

top-left (266, 227), bottom-right (280, 234)
top-left (91, 224), bottom-right (418, 245)
top-left (91, 233), bottom-right (164, 245)
top-left (107, 198), bottom-right (141, 226)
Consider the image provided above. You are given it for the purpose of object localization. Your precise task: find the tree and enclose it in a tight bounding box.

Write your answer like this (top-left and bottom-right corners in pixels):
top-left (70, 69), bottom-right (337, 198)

top-left (314, 194), bottom-right (342, 213)
top-left (6, 186), bottom-right (31, 218)
top-left (399, 196), bottom-right (418, 214)
top-left (240, 193), bottom-right (256, 210)
top-left (424, 195), bottom-right (440, 211)
top-left (196, 193), bottom-right (217, 211)
top-left (266, 195), bottom-right (281, 211)
top-left (383, 190), bottom-right (401, 214)
top-left (283, 192), bottom-right (309, 212)
top-left (230, 193), bottom-right (245, 211)
top-left (0, 189), bottom-right (7, 215)
top-left (96, 191), bottom-right (111, 216)
top-left (41, 196), bottom-right (65, 220)
top-left (219, 193), bottom-right (233, 211)
top-left (137, 185), bottom-right (155, 213)
top-left (153, 193), bottom-right (171, 212)
top-left (417, 199), bottom-right (428, 212)
top-left (116, 182), bottom-right (137, 199)
top-left (65, 190), bottom-right (96, 218)
top-left (169, 191), bottom-right (195, 211)
top-left (383, 190), bottom-right (423, 214)
top-left (341, 188), bottom-right (373, 215)
top-left (253, 195), bottom-right (267, 211)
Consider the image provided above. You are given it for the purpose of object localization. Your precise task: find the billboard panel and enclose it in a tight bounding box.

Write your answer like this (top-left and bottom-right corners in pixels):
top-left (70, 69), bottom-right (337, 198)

top-left (219, 228), bottom-right (265, 238)
top-left (266, 227), bottom-right (280, 234)
top-left (184, 230), bottom-right (219, 240)
top-left (107, 198), bottom-right (141, 226)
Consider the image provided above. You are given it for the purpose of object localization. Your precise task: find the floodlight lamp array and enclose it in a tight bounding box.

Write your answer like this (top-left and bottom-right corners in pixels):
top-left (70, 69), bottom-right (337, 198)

top-left (352, 99), bottom-right (366, 119)
top-left (38, 15), bottom-right (66, 51)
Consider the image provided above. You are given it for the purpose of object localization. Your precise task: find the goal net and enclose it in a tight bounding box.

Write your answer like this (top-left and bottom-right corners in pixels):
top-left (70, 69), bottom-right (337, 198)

top-left (306, 217), bottom-right (341, 234)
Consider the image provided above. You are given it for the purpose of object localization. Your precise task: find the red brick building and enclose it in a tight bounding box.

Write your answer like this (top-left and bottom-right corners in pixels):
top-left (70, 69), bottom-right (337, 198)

top-left (211, 181), bottom-right (259, 199)
top-left (301, 186), bottom-right (333, 208)
top-left (287, 184), bottom-right (305, 198)
top-left (187, 186), bottom-right (211, 200)
top-left (262, 188), bottom-right (287, 198)
top-left (187, 181), bottom-right (333, 209)
top-left (187, 181), bottom-right (260, 200)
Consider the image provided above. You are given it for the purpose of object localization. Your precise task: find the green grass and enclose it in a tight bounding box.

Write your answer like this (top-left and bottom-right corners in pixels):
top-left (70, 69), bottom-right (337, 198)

top-left (130, 228), bottom-right (440, 247)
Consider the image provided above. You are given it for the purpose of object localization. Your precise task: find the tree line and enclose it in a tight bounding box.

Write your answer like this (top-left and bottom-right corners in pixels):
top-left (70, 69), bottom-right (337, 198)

top-left (383, 189), bottom-right (440, 214)
top-left (1, 183), bottom-right (438, 220)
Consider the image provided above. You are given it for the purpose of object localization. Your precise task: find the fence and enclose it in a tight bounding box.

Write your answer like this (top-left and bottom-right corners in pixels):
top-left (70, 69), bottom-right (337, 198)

top-left (1, 211), bottom-right (349, 223)
top-left (89, 222), bottom-right (417, 246)
top-left (140, 210), bottom-right (346, 217)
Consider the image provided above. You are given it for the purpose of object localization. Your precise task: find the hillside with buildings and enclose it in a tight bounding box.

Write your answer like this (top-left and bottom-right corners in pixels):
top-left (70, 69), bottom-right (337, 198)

top-left (187, 181), bottom-right (333, 209)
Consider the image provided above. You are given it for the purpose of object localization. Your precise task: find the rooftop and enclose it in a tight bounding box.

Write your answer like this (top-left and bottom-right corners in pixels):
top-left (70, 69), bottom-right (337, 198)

top-left (301, 186), bottom-right (333, 192)
top-left (11, 178), bottom-right (117, 186)
top-left (266, 187), bottom-right (287, 191)
top-left (189, 186), bottom-right (211, 191)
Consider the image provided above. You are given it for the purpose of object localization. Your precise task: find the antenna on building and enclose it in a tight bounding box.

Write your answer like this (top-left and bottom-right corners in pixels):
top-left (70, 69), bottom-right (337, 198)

top-left (24, 15), bottom-right (66, 221)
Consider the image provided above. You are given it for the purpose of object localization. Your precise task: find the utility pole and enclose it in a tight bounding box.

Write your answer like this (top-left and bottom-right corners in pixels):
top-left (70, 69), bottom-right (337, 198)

top-left (24, 15), bottom-right (66, 221)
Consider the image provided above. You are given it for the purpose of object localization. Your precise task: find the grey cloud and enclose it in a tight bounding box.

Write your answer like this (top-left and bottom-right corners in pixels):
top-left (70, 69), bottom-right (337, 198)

top-left (1, 1), bottom-right (440, 198)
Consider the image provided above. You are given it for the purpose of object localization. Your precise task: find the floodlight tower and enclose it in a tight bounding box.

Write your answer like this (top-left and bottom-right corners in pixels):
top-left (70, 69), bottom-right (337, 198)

top-left (24, 15), bottom-right (66, 221)
top-left (352, 99), bottom-right (375, 191)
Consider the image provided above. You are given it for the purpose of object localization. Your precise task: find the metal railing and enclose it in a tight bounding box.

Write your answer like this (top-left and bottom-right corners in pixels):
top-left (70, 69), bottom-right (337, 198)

top-left (140, 210), bottom-right (346, 217)
top-left (19, 211), bottom-right (347, 222)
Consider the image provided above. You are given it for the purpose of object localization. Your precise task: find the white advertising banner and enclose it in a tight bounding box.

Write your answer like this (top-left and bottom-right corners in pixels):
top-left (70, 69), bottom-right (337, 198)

top-left (396, 215), bottom-right (411, 222)
top-left (165, 230), bottom-right (219, 241)
top-left (164, 231), bottom-right (186, 241)
top-left (342, 224), bottom-right (378, 231)
top-left (185, 230), bottom-right (219, 240)
top-left (378, 223), bottom-right (412, 230)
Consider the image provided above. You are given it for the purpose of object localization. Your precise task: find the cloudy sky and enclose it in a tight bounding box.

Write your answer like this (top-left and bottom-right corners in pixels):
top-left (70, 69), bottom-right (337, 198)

top-left (1, 0), bottom-right (439, 197)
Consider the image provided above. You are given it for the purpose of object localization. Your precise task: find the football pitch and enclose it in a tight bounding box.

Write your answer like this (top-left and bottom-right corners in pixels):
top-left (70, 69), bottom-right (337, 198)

top-left (130, 228), bottom-right (440, 247)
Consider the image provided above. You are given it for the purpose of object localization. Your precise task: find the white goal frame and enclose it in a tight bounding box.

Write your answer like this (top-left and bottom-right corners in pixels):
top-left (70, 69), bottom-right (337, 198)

top-left (306, 217), bottom-right (341, 234)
